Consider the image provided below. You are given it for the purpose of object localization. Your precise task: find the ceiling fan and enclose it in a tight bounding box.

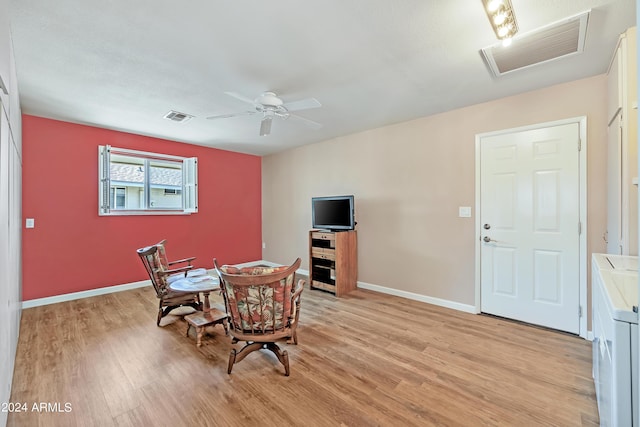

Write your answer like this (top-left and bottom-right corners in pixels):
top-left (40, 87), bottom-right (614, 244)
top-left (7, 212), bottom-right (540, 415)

top-left (207, 91), bottom-right (322, 136)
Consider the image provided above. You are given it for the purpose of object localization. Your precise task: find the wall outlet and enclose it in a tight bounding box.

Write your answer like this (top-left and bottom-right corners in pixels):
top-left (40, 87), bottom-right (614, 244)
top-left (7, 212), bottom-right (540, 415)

top-left (25, 218), bottom-right (35, 228)
top-left (458, 207), bottom-right (472, 218)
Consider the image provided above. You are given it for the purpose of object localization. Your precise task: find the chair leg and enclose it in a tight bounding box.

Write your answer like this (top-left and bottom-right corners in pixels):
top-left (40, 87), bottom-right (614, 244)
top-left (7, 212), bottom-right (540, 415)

top-left (228, 349), bottom-right (237, 374)
top-left (287, 331), bottom-right (298, 345)
top-left (227, 342), bottom-right (263, 374)
top-left (195, 326), bottom-right (205, 348)
top-left (157, 300), bottom-right (164, 326)
top-left (228, 342), bottom-right (291, 376)
top-left (233, 342), bottom-right (264, 364)
top-left (265, 343), bottom-right (290, 376)
top-left (283, 351), bottom-right (290, 376)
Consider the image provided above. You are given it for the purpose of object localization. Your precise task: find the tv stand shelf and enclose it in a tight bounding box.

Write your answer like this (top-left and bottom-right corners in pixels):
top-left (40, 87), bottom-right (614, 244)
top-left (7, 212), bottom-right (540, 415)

top-left (309, 230), bottom-right (357, 296)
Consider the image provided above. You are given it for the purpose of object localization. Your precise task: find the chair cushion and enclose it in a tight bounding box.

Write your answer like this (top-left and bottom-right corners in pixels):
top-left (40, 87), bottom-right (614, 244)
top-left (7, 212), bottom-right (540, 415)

top-left (155, 242), bottom-right (170, 269)
top-left (220, 265), bottom-right (293, 331)
top-left (166, 268), bottom-right (208, 284)
top-left (219, 265), bottom-right (288, 275)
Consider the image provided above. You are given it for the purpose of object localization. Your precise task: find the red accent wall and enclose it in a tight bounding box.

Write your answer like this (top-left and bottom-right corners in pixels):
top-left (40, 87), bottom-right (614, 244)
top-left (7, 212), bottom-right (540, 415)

top-left (22, 115), bottom-right (262, 301)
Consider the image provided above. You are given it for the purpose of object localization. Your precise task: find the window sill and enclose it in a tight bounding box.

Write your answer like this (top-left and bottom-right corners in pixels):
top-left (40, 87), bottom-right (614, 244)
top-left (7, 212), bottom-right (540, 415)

top-left (99, 210), bottom-right (195, 216)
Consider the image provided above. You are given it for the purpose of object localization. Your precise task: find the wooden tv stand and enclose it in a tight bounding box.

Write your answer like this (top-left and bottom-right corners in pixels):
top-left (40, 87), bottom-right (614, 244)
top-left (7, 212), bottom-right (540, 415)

top-left (309, 230), bottom-right (357, 296)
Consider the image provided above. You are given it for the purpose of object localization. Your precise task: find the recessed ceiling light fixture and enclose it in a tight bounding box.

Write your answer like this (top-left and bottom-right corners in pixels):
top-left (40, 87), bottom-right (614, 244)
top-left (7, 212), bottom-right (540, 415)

top-left (482, 0), bottom-right (518, 44)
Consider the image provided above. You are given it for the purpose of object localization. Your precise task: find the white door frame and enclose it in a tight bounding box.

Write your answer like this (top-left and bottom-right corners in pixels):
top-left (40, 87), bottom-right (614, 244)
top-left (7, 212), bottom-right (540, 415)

top-left (474, 116), bottom-right (588, 339)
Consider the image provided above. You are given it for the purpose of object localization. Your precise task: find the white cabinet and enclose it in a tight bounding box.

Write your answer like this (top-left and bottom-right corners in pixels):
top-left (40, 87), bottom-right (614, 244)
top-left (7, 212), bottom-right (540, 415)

top-left (0, 6), bottom-right (22, 426)
top-left (0, 0), bottom-right (10, 110)
top-left (607, 27), bottom-right (638, 255)
top-left (592, 254), bottom-right (639, 426)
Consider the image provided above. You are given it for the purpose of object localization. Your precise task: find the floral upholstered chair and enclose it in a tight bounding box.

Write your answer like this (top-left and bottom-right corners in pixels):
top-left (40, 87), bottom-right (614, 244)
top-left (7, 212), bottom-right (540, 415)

top-left (155, 239), bottom-right (207, 278)
top-left (137, 242), bottom-right (202, 326)
top-left (214, 258), bottom-right (304, 376)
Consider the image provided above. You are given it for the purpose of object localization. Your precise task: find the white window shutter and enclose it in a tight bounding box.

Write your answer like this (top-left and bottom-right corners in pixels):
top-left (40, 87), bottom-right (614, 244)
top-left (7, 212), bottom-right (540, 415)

top-left (98, 145), bottom-right (111, 215)
top-left (183, 157), bottom-right (198, 213)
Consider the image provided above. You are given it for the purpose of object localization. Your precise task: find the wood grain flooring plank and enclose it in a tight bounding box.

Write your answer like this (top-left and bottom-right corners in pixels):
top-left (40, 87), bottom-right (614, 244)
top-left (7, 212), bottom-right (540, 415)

top-left (8, 282), bottom-right (599, 426)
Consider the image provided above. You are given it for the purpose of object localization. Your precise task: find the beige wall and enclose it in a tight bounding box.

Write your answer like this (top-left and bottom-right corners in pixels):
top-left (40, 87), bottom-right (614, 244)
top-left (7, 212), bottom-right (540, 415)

top-left (262, 75), bottom-right (607, 308)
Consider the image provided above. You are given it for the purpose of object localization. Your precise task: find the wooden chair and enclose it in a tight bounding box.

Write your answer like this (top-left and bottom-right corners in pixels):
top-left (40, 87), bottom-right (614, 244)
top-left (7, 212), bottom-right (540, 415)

top-left (214, 258), bottom-right (304, 376)
top-left (137, 242), bottom-right (202, 326)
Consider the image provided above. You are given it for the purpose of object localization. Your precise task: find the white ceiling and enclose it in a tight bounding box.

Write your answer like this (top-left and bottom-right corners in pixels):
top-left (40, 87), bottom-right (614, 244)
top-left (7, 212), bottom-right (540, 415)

top-left (8, 0), bottom-right (637, 156)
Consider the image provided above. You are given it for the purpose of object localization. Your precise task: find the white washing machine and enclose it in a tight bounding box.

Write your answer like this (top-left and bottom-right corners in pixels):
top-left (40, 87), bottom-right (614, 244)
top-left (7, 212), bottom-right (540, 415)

top-left (592, 254), bottom-right (638, 426)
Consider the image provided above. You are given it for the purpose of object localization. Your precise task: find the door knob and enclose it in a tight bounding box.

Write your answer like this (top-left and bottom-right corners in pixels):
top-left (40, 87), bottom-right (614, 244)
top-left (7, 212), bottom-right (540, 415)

top-left (483, 236), bottom-right (496, 243)
top-left (484, 223), bottom-right (491, 230)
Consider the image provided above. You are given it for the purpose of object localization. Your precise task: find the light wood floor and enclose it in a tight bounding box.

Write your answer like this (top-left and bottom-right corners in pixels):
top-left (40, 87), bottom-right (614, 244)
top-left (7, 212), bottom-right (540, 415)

top-left (8, 280), bottom-right (599, 426)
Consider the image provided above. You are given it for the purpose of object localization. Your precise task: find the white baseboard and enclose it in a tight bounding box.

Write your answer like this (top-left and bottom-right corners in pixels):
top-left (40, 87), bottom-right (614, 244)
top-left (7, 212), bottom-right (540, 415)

top-left (357, 280), bottom-right (478, 314)
top-left (22, 260), bottom-right (304, 309)
top-left (21, 262), bottom-right (475, 317)
top-left (587, 331), bottom-right (594, 341)
top-left (22, 279), bottom-right (151, 309)
top-left (273, 266), bottom-right (473, 315)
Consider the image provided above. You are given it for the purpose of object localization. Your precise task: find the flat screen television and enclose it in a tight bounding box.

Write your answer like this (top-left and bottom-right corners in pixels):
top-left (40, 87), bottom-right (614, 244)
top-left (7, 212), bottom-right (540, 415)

top-left (311, 195), bottom-right (355, 231)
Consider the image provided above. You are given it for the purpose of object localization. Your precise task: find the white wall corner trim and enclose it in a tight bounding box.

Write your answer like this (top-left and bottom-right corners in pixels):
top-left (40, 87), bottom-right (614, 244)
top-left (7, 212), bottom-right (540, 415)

top-left (22, 279), bottom-right (151, 309)
top-left (357, 281), bottom-right (477, 314)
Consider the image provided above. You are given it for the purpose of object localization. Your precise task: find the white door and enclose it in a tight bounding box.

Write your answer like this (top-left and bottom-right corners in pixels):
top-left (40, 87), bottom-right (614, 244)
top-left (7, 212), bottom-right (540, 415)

top-left (480, 122), bottom-right (581, 334)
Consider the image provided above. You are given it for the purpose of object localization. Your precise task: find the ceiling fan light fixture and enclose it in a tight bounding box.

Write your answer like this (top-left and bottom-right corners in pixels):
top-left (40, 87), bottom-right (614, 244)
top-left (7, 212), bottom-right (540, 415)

top-left (259, 116), bottom-right (273, 136)
top-left (257, 91), bottom-right (284, 107)
top-left (482, 0), bottom-right (518, 41)
top-left (211, 91), bottom-right (322, 136)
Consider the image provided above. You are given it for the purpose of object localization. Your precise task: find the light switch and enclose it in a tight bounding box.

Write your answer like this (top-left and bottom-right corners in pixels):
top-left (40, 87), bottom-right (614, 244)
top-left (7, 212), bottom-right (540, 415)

top-left (25, 218), bottom-right (35, 228)
top-left (458, 207), bottom-right (472, 218)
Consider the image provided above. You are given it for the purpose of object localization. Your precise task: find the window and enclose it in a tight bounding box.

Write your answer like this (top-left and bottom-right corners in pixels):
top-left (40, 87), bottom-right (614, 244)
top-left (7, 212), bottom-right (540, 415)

top-left (98, 145), bottom-right (197, 215)
top-left (110, 187), bottom-right (126, 209)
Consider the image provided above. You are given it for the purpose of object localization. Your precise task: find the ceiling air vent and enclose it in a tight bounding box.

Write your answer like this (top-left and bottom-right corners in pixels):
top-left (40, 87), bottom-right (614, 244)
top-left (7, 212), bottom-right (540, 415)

top-left (163, 110), bottom-right (194, 123)
top-left (481, 10), bottom-right (590, 77)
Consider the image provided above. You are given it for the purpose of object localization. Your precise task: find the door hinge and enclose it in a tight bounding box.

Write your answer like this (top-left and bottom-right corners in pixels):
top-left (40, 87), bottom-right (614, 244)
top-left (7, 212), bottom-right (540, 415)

top-left (578, 222), bottom-right (582, 235)
top-left (579, 305), bottom-right (583, 317)
top-left (578, 139), bottom-right (581, 151)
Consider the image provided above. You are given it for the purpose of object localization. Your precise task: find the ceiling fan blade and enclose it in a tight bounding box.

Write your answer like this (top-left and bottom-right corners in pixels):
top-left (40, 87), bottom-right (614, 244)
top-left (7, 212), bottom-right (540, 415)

top-left (283, 97), bottom-right (321, 112)
top-left (224, 91), bottom-right (258, 106)
top-left (289, 113), bottom-right (322, 130)
top-left (206, 111), bottom-right (256, 120)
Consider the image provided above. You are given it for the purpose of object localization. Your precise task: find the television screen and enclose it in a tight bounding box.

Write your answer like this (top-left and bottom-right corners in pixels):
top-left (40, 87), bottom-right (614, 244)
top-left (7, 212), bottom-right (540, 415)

top-left (312, 195), bottom-right (355, 230)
